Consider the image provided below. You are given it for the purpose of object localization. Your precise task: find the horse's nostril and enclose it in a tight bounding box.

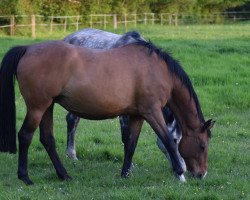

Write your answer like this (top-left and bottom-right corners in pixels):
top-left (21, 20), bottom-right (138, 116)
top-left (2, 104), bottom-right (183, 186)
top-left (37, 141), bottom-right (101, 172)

top-left (198, 173), bottom-right (203, 179)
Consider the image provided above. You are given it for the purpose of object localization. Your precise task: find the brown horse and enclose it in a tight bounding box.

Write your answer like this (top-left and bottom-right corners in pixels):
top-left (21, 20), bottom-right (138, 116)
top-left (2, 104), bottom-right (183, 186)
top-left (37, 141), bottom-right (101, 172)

top-left (0, 39), bottom-right (214, 185)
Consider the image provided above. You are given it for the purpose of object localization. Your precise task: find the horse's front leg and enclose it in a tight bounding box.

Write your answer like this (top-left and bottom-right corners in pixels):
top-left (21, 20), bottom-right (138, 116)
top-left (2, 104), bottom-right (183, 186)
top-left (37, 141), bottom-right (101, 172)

top-left (144, 106), bottom-right (186, 181)
top-left (121, 116), bottom-right (144, 177)
top-left (66, 113), bottom-right (80, 160)
top-left (157, 107), bottom-right (186, 181)
top-left (119, 116), bottom-right (130, 145)
top-left (40, 104), bottom-right (71, 181)
top-left (156, 107), bottom-right (173, 162)
top-left (156, 137), bottom-right (186, 182)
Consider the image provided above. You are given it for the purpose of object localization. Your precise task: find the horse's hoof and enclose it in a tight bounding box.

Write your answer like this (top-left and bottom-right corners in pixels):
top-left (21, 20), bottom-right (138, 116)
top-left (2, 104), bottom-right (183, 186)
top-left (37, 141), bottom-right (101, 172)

top-left (58, 173), bottom-right (72, 181)
top-left (18, 175), bottom-right (34, 185)
top-left (65, 174), bottom-right (72, 181)
top-left (121, 163), bottom-right (135, 178)
top-left (129, 163), bottom-right (135, 171)
top-left (68, 154), bottom-right (78, 160)
top-left (67, 151), bottom-right (78, 160)
top-left (121, 171), bottom-right (130, 178)
top-left (175, 173), bottom-right (186, 183)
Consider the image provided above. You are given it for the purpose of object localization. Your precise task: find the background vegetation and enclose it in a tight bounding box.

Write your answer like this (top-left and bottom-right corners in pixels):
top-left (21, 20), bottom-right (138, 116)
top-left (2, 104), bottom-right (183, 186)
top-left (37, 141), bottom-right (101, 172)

top-left (0, 24), bottom-right (249, 199)
top-left (0, 0), bottom-right (249, 16)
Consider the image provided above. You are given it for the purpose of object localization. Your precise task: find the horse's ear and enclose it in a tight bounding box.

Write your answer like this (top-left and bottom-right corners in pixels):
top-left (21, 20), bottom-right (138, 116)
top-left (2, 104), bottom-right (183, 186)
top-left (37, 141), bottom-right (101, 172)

top-left (202, 119), bottom-right (215, 131)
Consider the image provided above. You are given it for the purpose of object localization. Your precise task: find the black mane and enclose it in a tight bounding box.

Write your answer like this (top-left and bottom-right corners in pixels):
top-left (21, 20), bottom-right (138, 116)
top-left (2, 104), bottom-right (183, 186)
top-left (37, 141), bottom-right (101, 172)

top-left (133, 39), bottom-right (211, 136)
top-left (123, 31), bottom-right (142, 39)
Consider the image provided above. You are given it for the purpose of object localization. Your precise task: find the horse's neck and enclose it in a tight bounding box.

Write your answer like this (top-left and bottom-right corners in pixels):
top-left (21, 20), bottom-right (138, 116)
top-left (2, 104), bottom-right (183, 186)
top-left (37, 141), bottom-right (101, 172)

top-left (169, 78), bottom-right (202, 133)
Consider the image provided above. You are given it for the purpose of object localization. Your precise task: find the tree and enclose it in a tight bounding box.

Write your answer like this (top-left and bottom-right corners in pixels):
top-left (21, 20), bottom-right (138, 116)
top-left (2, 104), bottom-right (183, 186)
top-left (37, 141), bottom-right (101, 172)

top-left (0, 0), bottom-right (18, 15)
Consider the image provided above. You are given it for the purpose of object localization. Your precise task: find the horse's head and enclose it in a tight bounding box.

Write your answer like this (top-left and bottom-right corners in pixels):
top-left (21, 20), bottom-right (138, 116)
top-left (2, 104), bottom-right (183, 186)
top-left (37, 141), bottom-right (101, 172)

top-left (179, 119), bottom-right (215, 179)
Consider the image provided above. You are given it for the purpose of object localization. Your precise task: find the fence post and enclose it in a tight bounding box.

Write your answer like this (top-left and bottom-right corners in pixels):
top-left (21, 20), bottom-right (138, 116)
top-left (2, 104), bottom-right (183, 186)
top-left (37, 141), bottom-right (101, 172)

top-left (174, 14), bottom-right (178, 26)
top-left (76, 16), bottom-right (79, 31)
top-left (90, 15), bottom-right (92, 28)
top-left (113, 14), bottom-right (117, 30)
top-left (124, 13), bottom-right (127, 31)
top-left (134, 14), bottom-right (137, 27)
top-left (64, 16), bottom-right (67, 32)
top-left (10, 15), bottom-right (15, 36)
top-left (50, 16), bottom-right (53, 33)
top-left (168, 14), bottom-right (172, 25)
top-left (152, 13), bottom-right (154, 25)
top-left (144, 13), bottom-right (147, 25)
top-left (104, 14), bottom-right (106, 29)
top-left (31, 15), bottom-right (36, 38)
top-left (160, 14), bottom-right (163, 26)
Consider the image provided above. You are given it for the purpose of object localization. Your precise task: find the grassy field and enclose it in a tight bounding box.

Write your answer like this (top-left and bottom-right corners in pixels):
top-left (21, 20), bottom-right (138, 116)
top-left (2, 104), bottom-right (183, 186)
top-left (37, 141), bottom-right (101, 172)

top-left (0, 24), bottom-right (249, 200)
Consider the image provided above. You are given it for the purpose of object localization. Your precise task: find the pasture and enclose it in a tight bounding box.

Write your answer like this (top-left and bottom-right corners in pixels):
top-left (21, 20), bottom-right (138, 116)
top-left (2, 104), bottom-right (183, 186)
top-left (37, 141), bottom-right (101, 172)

top-left (0, 24), bottom-right (249, 199)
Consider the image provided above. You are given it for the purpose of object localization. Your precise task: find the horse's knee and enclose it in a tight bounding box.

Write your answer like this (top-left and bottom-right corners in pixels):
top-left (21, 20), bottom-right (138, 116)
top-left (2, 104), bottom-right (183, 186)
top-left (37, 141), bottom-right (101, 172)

top-left (159, 131), bottom-right (179, 155)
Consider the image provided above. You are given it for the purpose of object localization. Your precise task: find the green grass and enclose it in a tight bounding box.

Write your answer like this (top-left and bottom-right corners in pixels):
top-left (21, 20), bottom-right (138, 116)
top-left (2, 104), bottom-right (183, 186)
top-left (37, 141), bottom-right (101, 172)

top-left (0, 24), bottom-right (249, 200)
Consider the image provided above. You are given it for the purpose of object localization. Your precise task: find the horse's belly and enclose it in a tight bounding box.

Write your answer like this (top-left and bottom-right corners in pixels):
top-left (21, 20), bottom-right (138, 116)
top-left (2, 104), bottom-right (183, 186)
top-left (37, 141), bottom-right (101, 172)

top-left (56, 86), bottom-right (133, 120)
top-left (58, 99), bottom-right (127, 120)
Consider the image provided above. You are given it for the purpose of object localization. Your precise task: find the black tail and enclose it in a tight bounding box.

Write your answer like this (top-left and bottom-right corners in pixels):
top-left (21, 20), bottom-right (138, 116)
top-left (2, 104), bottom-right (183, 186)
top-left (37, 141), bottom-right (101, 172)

top-left (0, 46), bottom-right (27, 153)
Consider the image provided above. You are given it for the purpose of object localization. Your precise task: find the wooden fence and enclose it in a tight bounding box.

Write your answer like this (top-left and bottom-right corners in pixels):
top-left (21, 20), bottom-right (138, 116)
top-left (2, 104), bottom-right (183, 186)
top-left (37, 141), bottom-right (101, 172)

top-left (0, 12), bottom-right (249, 38)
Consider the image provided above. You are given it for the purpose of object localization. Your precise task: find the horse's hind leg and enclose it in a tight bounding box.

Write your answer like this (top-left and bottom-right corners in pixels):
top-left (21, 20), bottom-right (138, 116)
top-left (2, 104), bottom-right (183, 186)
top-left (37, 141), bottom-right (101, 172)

top-left (40, 104), bottom-right (71, 181)
top-left (119, 116), bottom-right (135, 170)
top-left (18, 110), bottom-right (44, 185)
top-left (66, 113), bottom-right (80, 160)
top-left (121, 116), bottom-right (144, 177)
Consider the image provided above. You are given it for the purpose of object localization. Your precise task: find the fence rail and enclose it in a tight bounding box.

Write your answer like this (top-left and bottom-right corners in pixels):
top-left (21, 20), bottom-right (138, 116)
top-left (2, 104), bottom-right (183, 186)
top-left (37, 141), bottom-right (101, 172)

top-left (0, 12), bottom-right (250, 38)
